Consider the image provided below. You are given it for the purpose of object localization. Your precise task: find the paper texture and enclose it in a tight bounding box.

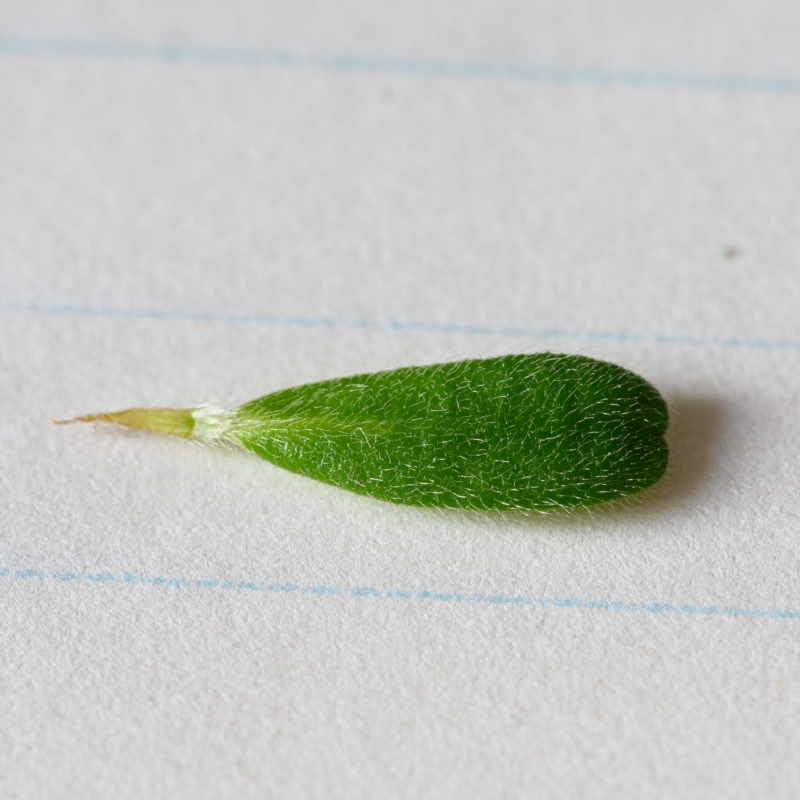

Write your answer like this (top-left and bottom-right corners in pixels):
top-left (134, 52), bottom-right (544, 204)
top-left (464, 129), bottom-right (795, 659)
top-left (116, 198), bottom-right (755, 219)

top-left (1, 2), bottom-right (800, 797)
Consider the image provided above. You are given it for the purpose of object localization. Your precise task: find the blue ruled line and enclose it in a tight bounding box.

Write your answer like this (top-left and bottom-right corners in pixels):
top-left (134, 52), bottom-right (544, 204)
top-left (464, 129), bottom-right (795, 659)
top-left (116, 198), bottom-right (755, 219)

top-left (2, 567), bottom-right (799, 621)
top-left (1, 301), bottom-right (798, 351)
top-left (2, 36), bottom-right (800, 94)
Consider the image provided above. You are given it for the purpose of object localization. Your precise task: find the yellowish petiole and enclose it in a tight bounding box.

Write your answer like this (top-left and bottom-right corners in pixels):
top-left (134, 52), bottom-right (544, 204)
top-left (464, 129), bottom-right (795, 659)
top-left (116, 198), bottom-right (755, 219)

top-left (52, 405), bottom-right (232, 441)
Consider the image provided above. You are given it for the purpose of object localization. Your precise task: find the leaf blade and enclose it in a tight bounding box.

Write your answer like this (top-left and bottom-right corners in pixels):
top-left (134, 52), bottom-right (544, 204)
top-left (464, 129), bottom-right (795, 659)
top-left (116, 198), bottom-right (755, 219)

top-left (230, 354), bottom-right (669, 511)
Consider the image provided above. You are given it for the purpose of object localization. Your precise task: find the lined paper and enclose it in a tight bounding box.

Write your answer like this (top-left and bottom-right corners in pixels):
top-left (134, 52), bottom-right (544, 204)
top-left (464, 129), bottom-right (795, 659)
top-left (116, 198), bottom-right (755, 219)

top-left (2, 2), bottom-right (800, 797)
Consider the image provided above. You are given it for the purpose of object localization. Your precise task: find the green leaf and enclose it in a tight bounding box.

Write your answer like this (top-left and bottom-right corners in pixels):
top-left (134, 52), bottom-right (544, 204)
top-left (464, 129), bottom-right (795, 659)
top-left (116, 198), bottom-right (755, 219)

top-left (58, 353), bottom-right (669, 511)
top-left (230, 353), bottom-right (669, 510)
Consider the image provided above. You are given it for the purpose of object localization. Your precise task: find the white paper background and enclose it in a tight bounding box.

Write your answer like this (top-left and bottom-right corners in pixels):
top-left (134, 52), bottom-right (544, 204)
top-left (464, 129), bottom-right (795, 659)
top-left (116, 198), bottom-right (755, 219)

top-left (1, 2), bottom-right (800, 797)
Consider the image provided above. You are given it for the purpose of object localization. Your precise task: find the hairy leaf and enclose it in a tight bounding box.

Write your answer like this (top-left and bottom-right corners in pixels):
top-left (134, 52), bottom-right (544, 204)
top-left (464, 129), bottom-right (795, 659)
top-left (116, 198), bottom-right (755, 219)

top-left (61, 353), bottom-right (669, 511)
